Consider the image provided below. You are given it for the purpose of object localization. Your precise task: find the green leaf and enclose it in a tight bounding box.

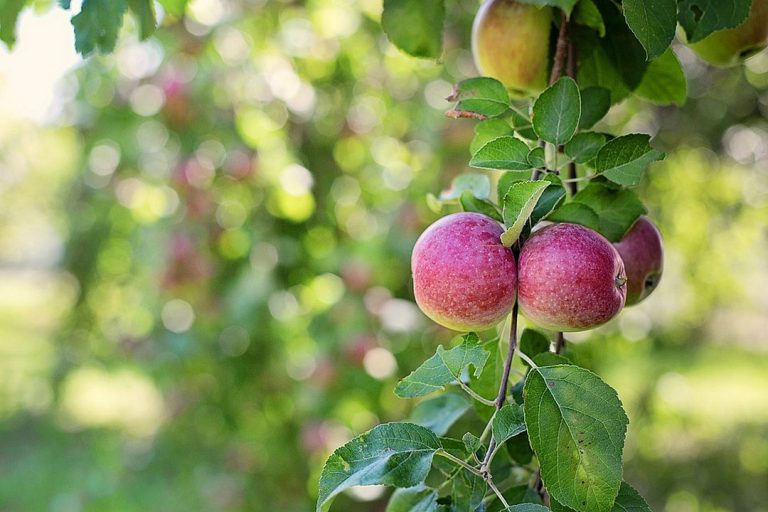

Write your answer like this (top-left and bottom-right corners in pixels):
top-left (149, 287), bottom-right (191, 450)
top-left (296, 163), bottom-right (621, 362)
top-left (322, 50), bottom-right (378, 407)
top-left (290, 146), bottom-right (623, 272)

top-left (596, 134), bottom-right (665, 186)
top-left (506, 505), bottom-right (551, 512)
top-left (440, 174), bottom-right (491, 201)
top-left (498, 171), bottom-right (535, 201)
top-left (527, 147), bottom-right (546, 169)
top-left (523, 365), bottom-right (629, 512)
top-left (517, 0), bottom-right (578, 15)
top-left (410, 392), bottom-right (471, 436)
top-left (126, 0), bottom-right (157, 40)
top-left (492, 404), bottom-right (526, 444)
top-left (59, 0), bottom-right (72, 8)
top-left (562, 181), bottom-right (647, 241)
top-left (0, 0), bottom-right (26, 48)
top-left (460, 191), bottom-right (503, 223)
top-left (462, 432), bottom-right (483, 455)
top-left (316, 422), bottom-right (441, 512)
top-left (532, 77), bottom-right (581, 145)
top-left (550, 481), bottom-right (652, 512)
top-left (505, 432), bottom-right (534, 465)
top-left (471, 119), bottom-right (514, 154)
top-left (448, 77), bottom-right (510, 118)
top-left (381, 0), bottom-right (445, 59)
top-left (452, 468), bottom-right (487, 511)
top-left (471, 136), bottom-right (531, 171)
top-left (597, 0), bottom-right (649, 91)
top-left (487, 485), bottom-right (543, 511)
top-left (395, 333), bottom-right (489, 398)
top-left (157, 0), bottom-right (187, 17)
top-left (635, 48), bottom-right (687, 106)
top-left (529, 175), bottom-right (566, 227)
top-left (546, 202), bottom-right (601, 232)
top-left (578, 87), bottom-right (611, 129)
top-left (470, 339), bottom-right (504, 422)
top-left (575, 27), bottom-right (630, 104)
top-left (520, 328), bottom-right (551, 365)
top-left (500, 180), bottom-right (550, 246)
top-left (533, 352), bottom-right (571, 366)
top-left (512, 109), bottom-right (537, 140)
top-left (565, 132), bottom-right (607, 164)
top-left (574, 0), bottom-right (605, 36)
top-left (622, 0), bottom-right (676, 60)
top-left (678, 0), bottom-right (752, 43)
top-left (386, 485), bottom-right (438, 512)
top-left (71, 0), bottom-right (128, 56)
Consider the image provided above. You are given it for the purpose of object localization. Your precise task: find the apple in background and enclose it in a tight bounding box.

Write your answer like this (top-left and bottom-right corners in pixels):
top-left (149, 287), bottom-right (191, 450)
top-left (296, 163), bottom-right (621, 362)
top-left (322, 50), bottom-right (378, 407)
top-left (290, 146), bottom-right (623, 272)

top-left (472, 0), bottom-right (552, 96)
top-left (518, 223), bottom-right (627, 332)
top-left (613, 216), bottom-right (664, 306)
top-left (688, 0), bottom-right (768, 67)
top-left (411, 212), bottom-right (517, 332)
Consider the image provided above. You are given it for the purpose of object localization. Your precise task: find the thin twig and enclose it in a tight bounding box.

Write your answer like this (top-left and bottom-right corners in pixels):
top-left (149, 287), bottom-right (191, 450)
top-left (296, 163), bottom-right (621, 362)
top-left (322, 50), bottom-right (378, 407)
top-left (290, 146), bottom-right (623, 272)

top-left (549, 13), bottom-right (570, 85)
top-left (457, 379), bottom-right (497, 407)
top-left (517, 350), bottom-right (538, 369)
top-left (436, 450), bottom-right (484, 477)
top-left (488, 477), bottom-right (510, 509)
top-left (555, 332), bottom-right (566, 355)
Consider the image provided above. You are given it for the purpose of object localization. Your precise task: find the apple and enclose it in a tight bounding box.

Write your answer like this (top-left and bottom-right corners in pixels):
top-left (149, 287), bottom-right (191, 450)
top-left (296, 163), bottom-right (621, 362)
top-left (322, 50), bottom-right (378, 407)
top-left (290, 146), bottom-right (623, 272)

top-left (411, 212), bottom-right (517, 332)
top-left (518, 223), bottom-right (627, 332)
top-left (472, 0), bottom-right (552, 96)
top-left (688, 0), bottom-right (768, 67)
top-left (613, 216), bottom-right (664, 306)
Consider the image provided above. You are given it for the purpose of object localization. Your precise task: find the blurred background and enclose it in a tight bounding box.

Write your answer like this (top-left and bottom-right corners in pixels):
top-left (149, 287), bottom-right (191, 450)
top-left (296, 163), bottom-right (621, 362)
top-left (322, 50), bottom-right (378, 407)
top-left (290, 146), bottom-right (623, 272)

top-left (0, 1), bottom-right (767, 511)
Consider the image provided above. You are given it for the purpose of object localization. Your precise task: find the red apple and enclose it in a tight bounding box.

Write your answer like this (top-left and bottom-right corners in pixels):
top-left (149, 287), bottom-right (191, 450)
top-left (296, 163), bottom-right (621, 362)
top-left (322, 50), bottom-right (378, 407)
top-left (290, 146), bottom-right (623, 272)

top-left (411, 212), bottom-right (517, 332)
top-left (613, 216), bottom-right (663, 306)
top-left (518, 223), bottom-right (627, 332)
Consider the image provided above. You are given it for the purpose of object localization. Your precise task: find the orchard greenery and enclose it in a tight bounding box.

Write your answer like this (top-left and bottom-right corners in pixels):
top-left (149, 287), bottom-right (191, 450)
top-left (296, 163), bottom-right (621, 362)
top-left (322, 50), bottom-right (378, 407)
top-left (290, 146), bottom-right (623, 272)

top-left (314, 0), bottom-right (763, 511)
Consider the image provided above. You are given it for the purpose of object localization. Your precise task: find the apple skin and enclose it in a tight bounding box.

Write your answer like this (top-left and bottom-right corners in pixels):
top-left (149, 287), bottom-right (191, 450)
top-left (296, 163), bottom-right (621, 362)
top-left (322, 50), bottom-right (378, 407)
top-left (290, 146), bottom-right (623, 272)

top-left (472, 0), bottom-right (552, 97)
top-left (518, 223), bottom-right (627, 332)
top-left (411, 212), bottom-right (517, 332)
top-left (613, 216), bottom-right (664, 306)
top-left (688, 0), bottom-right (768, 67)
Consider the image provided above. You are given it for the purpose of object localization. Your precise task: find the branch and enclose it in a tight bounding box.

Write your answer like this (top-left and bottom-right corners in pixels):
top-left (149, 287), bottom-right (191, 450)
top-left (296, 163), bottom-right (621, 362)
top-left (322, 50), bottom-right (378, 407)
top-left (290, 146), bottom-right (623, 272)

top-left (436, 450), bottom-right (485, 477)
top-left (549, 13), bottom-right (570, 86)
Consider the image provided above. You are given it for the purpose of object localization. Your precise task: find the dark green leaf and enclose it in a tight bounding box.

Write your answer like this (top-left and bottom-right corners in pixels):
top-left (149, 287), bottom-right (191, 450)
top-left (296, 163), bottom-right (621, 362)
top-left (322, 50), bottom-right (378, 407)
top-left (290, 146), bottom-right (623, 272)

top-left (596, 0), bottom-right (649, 90)
top-left (565, 132), bottom-right (607, 164)
top-left (470, 339), bottom-right (503, 422)
top-left (471, 119), bottom-right (514, 154)
top-left (471, 136), bottom-right (531, 171)
top-left (532, 77), bottom-right (581, 145)
top-left (381, 0), bottom-right (445, 59)
top-left (316, 422), bottom-right (441, 511)
top-left (460, 191), bottom-right (503, 222)
top-left (512, 109), bottom-right (537, 140)
top-left (387, 485), bottom-right (439, 512)
top-left (505, 432), bottom-right (534, 465)
top-left (579, 87), bottom-right (611, 129)
top-left (452, 468), bottom-right (487, 512)
top-left (564, 181), bottom-right (647, 241)
top-left (635, 48), bottom-right (687, 106)
top-left (520, 328), bottom-right (551, 364)
top-left (678, 0), bottom-right (752, 43)
top-left (574, 0), bottom-right (605, 36)
top-left (448, 77), bottom-right (510, 118)
top-left (487, 484), bottom-right (542, 511)
top-left (529, 175), bottom-right (566, 227)
top-left (622, 0), bottom-right (677, 60)
top-left (395, 333), bottom-right (489, 398)
top-left (410, 392), bottom-right (471, 436)
top-left (492, 404), bottom-right (526, 444)
top-left (126, 0), bottom-right (157, 40)
top-left (523, 365), bottom-right (628, 512)
top-left (517, 0), bottom-right (578, 15)
top-left (500, 180), bottom-right (550, 246)
top-left (59, 0), bottom-right (72, 8)
top-left (596, 134), bottom-right (665, 186)
top-left (546, 202), bottom-right (601, 232)
top-left (0, 0), bottom-right (26, 48)
top-left (575, 27), bottom-right (631, 104)
top-left (527, 147), bottom-right (546, 168)
top-left (533, 352), bottom-right (571, 366)
top-left (71, 0), bottom-right (128, 56)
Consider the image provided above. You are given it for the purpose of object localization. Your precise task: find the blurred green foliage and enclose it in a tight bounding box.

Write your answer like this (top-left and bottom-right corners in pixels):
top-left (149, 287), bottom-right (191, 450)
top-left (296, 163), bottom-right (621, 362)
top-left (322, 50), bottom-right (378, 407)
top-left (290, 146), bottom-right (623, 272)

top-left (0, 1), bottom-right (767, 511)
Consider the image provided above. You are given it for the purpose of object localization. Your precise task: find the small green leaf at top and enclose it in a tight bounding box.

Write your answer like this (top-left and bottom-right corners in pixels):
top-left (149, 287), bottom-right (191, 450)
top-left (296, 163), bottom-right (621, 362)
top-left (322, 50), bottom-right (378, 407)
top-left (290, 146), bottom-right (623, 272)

top-left (71, 0), bottom-right (128, 56)
top-left (381, 0), bottom-right (445, 59)
top-left (517, 0), bottom-right (579, 15)
top-left (316, 422), bottom-right (441, 511)
top-left (500, 180), bottom-right (550, 246)
top-left (550, 481), bottom-right (652, 512)
top-left (565, 132), bottom-right (607, 164)
top-left (492, 404), bottom-right (526, 444)
top-left (532, 77), bottom-right (581, 145)
top-left (523, 365), bottom-right (629, 512)
top-left (579, 87), bottom-right (611, 129)
top-left (471, 136), bottom-right (531, 171)
top-left (386, 485), bottom-right (438, 512)
top-left (678, 0), bottom-right (752, 43)
top-left (596, 134), bottom-right (665, 186)
top-left (635, 48), bottom-right (687, 107)
top-left (410, 392), bottom-right (471, 436)
top-left (471, 119), bottom-right (514, 154)
top-left (395, 333), bottom-right (489, 398)
top-left (460, 191), bottom-right (503, 223)
top-left (622, 0), bottom-right (677, 60)
top-left (447, 77), bottom-right (510, 118)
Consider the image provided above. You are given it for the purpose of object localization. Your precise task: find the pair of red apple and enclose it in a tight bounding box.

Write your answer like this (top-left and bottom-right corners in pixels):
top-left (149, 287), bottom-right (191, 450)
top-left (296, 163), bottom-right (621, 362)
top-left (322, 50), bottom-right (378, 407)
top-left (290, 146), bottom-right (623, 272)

top-left (473, 0), bottom-right (768, 96)
top-left (411, 212), bottom-right (663, 332)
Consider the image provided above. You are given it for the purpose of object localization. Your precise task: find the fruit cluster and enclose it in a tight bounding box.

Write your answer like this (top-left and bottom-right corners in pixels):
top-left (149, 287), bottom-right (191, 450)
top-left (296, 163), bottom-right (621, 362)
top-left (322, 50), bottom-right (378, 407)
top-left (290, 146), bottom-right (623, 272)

top-left (412, 212), bottom-right (663, 333)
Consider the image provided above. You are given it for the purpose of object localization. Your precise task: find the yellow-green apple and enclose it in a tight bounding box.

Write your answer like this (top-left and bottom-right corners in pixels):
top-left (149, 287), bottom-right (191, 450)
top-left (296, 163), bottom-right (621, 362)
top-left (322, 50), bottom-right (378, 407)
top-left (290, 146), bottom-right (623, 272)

top-left (518, 223), bottom-right (627, 331)
top-left (411, 212), bottom-right (517, 331)
top-left (613, 216), bottom-right (663, 306)
top-left (472, 0), bottom-right (552, 96)
top-left (688, 0), bottom-right (768, 67)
